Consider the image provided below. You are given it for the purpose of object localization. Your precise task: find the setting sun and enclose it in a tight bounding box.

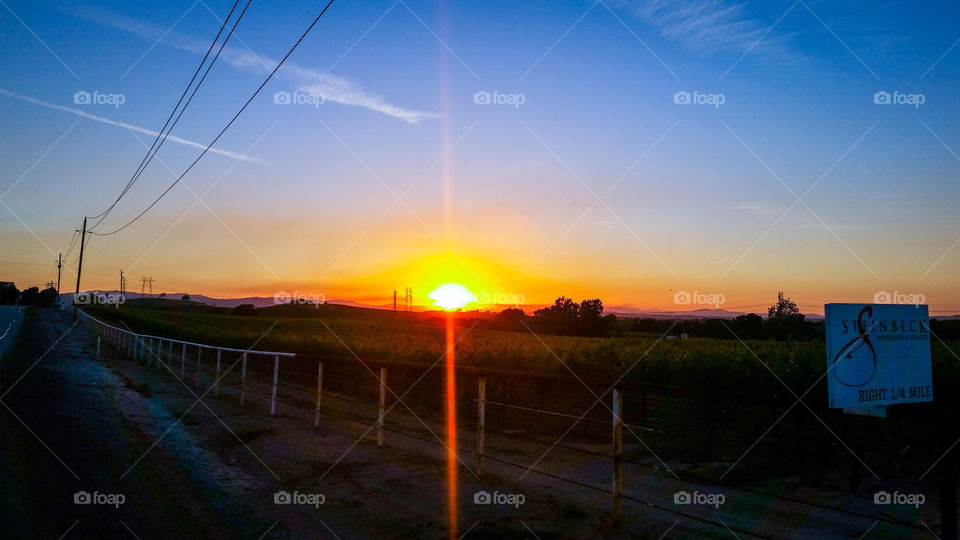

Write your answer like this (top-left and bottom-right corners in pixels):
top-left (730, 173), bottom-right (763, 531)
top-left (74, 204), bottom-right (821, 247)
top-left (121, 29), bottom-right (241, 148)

top-left (427, 283), bottom-right (476, 310)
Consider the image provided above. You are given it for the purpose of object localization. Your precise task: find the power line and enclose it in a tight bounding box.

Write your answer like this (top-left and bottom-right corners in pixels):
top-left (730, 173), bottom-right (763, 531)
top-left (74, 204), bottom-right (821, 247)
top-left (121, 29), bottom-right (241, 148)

top-left (87, 0), bottom-right (245, 229)
top-left (91, 0), bottom-right (337, 237)
top-left (62, 229), bottom-right (80, 259)
top-left (0, 260), bottom-right (53, 266)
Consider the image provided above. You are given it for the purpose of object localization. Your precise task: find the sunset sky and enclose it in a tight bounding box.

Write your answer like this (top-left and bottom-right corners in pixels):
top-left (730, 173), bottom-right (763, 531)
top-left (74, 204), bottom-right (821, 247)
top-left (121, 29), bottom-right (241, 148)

top-left (1, 0), bottom-right (958, 314)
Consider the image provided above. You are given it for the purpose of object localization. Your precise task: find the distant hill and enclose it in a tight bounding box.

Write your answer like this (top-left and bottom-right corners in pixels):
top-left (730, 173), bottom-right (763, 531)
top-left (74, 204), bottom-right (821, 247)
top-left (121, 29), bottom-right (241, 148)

top-left (63, 291), bottom-right (380, 310)
top-left (63, 292), bottom-right (960, 322)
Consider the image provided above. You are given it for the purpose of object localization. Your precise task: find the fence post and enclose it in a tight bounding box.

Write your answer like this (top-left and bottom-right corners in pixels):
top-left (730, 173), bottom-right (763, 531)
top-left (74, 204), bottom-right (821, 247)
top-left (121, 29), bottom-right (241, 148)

top-left (181, 343), bottom-right (186, 379)
top-left (240, 352), bottom-right (247, 406)
top-left (612, 389), bottom-right (623, 525)
top-left (270, 355), bottom-right (279, 416)
top-left (215, 349), bottom-right (221, 396)
top-left (96, 335), bottom-right (100, 359)
top-left (477, 377), bottom-right (486, 476)
top-left (377, 367), bottom-right (386, 448)
top-left (196, 347), bottom-right (202, 388)
top-left (314, 362), bottom-right (323, 428)
top-left (168, 340), bottom-right (173, 369)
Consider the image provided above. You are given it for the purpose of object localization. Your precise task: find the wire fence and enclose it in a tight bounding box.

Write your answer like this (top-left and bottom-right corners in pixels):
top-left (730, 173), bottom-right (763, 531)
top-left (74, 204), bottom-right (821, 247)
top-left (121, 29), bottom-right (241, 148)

top-left (78, 309), bottom-right (942, 537)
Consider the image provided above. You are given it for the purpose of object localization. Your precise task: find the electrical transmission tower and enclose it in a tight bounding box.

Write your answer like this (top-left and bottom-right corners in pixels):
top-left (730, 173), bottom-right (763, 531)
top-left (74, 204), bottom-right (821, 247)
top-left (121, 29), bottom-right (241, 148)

top-left (140, 276), bottom-right (154, 296)
top-left (403, 287), bottom-right (413, 311)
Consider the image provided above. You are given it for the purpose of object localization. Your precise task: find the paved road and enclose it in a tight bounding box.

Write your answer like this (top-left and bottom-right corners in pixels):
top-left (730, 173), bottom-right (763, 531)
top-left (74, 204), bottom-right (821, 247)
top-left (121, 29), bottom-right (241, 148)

top-left (0, 307), bottom-right (311, 539)
top-left (0, 305), bottom-right (24, 358)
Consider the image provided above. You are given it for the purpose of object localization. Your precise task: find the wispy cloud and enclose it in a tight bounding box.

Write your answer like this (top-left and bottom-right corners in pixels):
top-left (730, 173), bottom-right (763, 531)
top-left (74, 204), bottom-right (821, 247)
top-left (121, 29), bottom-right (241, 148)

top-left (72, 6), bottom-right (438, 124)
top-left (615, 0), bottom-right (794, 57)
top-left (0, 88), bottom-right (266, 164)
top-left (731, 203), bottom-right (776, 215)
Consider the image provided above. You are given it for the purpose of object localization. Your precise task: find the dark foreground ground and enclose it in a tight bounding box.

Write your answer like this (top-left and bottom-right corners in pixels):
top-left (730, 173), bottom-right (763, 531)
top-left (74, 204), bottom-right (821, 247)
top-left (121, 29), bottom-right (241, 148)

top-left (0, 306), bottom-right (952, 539)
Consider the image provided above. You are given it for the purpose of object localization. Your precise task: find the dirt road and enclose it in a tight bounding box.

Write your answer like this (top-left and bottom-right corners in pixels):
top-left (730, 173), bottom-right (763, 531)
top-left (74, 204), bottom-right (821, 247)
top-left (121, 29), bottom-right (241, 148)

top-left (0, 307), bottom-right (944, 538)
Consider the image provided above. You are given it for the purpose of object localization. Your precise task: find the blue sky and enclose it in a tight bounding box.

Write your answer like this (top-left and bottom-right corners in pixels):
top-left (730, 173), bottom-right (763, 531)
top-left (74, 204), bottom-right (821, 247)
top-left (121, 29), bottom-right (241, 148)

top-left (1, 0), bottom-right (958, 313)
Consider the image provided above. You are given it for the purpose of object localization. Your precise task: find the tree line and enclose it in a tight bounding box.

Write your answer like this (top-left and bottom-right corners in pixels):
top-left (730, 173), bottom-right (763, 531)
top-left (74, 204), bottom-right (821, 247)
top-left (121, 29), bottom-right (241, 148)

top-left (0, 282), bottom-right (58, 307)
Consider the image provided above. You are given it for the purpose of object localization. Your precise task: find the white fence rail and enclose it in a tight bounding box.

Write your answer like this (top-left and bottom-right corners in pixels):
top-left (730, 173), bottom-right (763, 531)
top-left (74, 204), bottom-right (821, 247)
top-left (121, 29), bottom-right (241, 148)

top-left (78, 309), bottom-right (295, 415)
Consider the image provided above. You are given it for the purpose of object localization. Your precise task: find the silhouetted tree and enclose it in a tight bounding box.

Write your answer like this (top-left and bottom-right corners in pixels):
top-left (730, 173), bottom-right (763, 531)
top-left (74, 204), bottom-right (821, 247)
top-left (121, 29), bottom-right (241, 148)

top-left (578, 299), bottom-right (608, 336)
top-left (233, 304), bottom-right (258, 317)
top-left (0, 282), bottom-right (19, 305)
top-left (18, 287), bottom-right (40, 305)
top-left (38, 287), bottom-right (57, 307)
top-left (767, 291), bottom-right (800, 319)
top-left (181, 294), bottom-right (191, 302)
top-left (491, 307), bottom-right (526, 331)
top-left (766, 291), bottom-right (805, 340)
top-left (532, 297), bottom-right (614, 337)
top-left (533, 297), bottom-right (580, 335)
top-left (732, 313), bottom-right (766, 339)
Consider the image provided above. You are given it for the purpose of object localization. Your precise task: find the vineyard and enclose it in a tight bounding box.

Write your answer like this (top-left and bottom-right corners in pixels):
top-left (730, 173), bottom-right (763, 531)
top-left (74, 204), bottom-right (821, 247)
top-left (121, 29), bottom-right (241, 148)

top-left (84, 301), bottom-right (960, 404)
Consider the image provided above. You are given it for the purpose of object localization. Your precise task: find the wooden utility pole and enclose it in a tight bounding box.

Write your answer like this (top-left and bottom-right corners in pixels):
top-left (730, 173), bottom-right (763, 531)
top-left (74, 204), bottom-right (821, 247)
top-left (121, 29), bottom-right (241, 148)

top-left (73, 217), bottom-right (87, 322)
top-left (56, 253), bottom-right (62, 308)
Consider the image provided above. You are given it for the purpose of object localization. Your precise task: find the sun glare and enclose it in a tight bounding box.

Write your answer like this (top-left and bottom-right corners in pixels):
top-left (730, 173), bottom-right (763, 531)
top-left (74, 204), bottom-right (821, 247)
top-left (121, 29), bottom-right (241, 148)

top-left (428, 283), bottom-right (476, 310)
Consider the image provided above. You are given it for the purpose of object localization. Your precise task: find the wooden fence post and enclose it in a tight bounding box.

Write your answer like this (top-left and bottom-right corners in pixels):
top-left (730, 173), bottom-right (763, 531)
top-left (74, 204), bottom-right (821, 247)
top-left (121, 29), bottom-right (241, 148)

top-left (96, 335), bottom-right (100, 359)
top-left (168, 340), bottom-right (173, 369)
top-left (240, 352), bottom-right (247, 405)
top-left (477, 377), bottom-right (486, 476)
top-left (314, 362), bottom-right (323, 428)
top-left (612, 389), bottom-right (623, 525)
top-left (270, 354), bottom-right (279, 416)
top-left (377, 367), bottom-right (386, 447)
top-left (196, 347), bottom-right (202, 388)
top-left (180, 343), bottom-right (186, 379)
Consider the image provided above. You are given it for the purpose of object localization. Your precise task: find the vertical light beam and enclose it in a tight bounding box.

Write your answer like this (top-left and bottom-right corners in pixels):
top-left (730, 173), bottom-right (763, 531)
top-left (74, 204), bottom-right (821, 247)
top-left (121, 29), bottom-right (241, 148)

top-left (444, 311), bottom-right (458, 538)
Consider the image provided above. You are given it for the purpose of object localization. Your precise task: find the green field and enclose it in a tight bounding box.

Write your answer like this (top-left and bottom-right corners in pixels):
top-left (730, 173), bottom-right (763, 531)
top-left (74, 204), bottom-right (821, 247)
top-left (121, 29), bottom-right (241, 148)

top-left (84, 300), bottom-right (960, 402)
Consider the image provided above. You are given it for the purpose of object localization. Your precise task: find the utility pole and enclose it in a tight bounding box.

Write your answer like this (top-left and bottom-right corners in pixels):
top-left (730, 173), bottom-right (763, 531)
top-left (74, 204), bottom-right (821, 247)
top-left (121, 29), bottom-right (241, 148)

top-left (56, 253), bottom-right (62, 309)
top-left (393, 289), bottom-right (397, 316)
top-left (120, 269), bottom-right (124, 295)
top-left (73, 217), bottom-right (86, 322)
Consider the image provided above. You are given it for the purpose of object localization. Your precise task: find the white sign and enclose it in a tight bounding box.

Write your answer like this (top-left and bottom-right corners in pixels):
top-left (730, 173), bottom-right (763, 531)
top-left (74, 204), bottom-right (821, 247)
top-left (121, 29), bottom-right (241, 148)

top-left (825, 303), bottom-right (932, 409)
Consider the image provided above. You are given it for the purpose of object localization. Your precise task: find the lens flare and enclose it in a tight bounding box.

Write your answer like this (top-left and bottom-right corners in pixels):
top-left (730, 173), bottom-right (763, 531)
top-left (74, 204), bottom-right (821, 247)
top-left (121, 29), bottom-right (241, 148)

top-left (428, 283), bottom-right (476, 310)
